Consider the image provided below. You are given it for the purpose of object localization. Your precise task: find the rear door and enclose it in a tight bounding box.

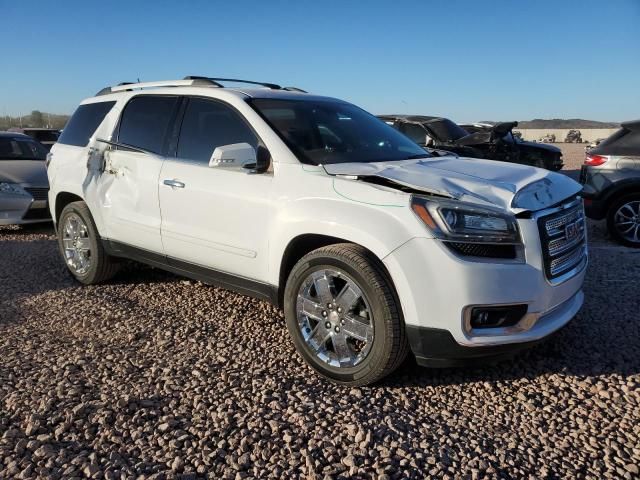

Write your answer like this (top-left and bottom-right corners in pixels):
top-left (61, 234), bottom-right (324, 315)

top-left (159, 97), bottom-right (273, 282)
top-left (98, 95), bottom-right (180, 253)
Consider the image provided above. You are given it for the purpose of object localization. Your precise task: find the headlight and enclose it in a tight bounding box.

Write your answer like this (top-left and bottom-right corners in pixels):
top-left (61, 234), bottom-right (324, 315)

top-left (411, 196), bottom-right (521, 244)
top-left (0, 182), bottom-right (30, 196)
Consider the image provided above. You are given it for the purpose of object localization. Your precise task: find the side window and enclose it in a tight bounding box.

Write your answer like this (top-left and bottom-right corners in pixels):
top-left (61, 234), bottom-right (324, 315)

top-left (118, 96), bottom-right (179, 154)
top-left (176, 98), bottom-right (258, 164)
top-left (58, 101), bottom-right (116, 147)
top-left (400, 123), bottom-right (427, 145)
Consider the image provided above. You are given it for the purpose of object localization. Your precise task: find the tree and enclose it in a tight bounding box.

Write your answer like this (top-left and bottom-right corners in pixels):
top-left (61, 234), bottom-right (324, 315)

top-left (30, 110), bottom-right (44, 127)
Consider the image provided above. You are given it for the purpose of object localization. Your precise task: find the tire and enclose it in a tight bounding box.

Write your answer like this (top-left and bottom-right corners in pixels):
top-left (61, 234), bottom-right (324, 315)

top-left (606, 193), bottom-right (640, 248)
top-left (284, 243), bottom-right (409, 386)
top-left (57, 201), bottom-right (120, 284)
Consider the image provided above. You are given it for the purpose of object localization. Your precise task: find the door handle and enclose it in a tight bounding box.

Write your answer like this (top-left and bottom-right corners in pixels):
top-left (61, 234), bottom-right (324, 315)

top-left (163, 179), bottom-right (185, 189)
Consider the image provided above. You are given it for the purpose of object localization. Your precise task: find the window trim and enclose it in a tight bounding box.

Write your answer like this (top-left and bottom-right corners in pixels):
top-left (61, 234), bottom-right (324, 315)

top-left (170, 95), bottom-right (266, 164)
top-left (114, 94), bottom-right (182, 156)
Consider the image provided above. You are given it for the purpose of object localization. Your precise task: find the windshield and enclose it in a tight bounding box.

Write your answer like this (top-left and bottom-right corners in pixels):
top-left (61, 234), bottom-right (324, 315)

top-left (0, 137), bottom-right (47, 160)
top-left (250, 99), bottom-right (430, 165)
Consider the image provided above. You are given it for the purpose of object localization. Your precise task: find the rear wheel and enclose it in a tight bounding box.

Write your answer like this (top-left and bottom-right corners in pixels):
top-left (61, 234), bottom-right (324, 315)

top-left (606, 194), bottom-right (640, 248)
top-left (57, 201), bottom-right (120, 283)
top-left (284, 243), bottom-right (408, 386)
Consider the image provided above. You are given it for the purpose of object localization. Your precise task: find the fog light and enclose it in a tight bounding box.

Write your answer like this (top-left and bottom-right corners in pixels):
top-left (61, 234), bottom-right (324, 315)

top-left (469, 305), bottom-right (528, 329)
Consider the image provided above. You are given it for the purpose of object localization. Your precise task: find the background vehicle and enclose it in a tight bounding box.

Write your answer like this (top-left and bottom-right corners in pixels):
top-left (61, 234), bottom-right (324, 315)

top-left (585, 138), bottom-right (605, 152)
top-left (0, 132), bottom-right (51, 225)
top-left (580, 120), bottom-right (640, 247)
top-left (48, 78), bottom-right (585, 385)
top-left (381, 115), bottom-right (563, 170)
top-left (540, 134), bottom-right (556, 143)
top-left (8, 128), bottom-right (61, 151)
top-left (565, 129), bottom-right (582, 143)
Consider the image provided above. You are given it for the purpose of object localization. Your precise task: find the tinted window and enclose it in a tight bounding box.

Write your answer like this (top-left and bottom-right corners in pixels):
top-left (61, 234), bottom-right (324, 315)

top-left (251, 99), bottom-right (428, 165)
top-left (58, 101), bottom-right (116, 147)
top-left (32, 131), bottom-right (60, 142)
top-left (0, 138), bottom-right (47, 160)
top-left (400, 123), bottom-right (428, 144)
top-left (118, 96), bottom-right (179, 154)
top-left (424, 119), bottom-right (469, 142)
top-left (177, 98), bottom-right (258, 163)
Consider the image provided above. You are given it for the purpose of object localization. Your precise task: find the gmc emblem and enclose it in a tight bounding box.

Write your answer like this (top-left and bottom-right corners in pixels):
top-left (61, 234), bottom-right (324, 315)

top-left (565, 221), bottom-right (579, 242)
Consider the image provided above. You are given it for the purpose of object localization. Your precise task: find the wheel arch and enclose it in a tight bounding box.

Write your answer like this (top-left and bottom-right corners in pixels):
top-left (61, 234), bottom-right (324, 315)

top-left (601, 180), bottom-right (640, 213)
top-left (54, 191), bottom-right (84, 225)
top-left (276, 233), bottom-right (398, 309)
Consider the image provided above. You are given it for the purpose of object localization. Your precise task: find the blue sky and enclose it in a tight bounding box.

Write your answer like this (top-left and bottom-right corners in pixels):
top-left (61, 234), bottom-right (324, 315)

top-left (2, 0), bottom-right (639, 122)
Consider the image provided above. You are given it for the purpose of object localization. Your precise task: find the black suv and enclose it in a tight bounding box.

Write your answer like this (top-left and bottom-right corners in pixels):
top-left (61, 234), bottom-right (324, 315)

top-left (380, 115), bottom-right (563, 171)
top-left (580, 120), bottom-right (640, 247)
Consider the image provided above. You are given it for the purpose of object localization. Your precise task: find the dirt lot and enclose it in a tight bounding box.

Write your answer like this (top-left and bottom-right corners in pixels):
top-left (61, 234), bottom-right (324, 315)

top-left (1, 149), bottom-right (639, 479)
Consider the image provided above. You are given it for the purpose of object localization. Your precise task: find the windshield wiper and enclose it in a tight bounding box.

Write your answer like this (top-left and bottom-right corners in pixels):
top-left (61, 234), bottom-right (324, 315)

top-left (404, 153), bottom-right (432, 159)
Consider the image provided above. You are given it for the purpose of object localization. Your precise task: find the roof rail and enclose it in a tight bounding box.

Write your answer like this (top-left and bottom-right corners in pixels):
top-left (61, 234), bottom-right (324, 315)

top-left (95, 78), bottom-right (220, 96)
top-left (282, 87), bottom-right (308, 93)
top-left (184, 76), bottom-right (283, 90)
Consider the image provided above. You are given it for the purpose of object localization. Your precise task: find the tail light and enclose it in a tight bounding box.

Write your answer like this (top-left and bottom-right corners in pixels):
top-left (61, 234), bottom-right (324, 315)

top-left (584, 154), bottom-right (608, 166)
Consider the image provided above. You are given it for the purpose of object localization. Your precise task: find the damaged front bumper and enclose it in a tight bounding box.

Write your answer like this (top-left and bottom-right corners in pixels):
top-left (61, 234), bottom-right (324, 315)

top-left (382, 216), bottom-right (586, 365)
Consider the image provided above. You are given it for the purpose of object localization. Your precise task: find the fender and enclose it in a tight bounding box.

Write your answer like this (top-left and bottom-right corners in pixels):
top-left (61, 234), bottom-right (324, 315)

top-left (267, 194), bottom-right (424, 286)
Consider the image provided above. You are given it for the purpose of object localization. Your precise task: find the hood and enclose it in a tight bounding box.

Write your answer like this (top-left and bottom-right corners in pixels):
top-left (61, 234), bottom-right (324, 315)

top-left (0, 160), bottom-right (49, 186)
top-left (323, 156), bottom-right (581, 213)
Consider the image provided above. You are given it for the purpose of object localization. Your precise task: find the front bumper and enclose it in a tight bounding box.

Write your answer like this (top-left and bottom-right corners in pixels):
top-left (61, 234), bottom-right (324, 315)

top-left (0, 192), bottom-right (51, 225)
top-left (383, 217), bottom-right (586, 361)
top-left (407, 291), bottom-right (580, 367)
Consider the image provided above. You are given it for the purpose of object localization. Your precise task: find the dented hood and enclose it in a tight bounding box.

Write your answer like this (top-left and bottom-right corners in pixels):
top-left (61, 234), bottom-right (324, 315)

top-left (323, 156), bottom-right (582, 213)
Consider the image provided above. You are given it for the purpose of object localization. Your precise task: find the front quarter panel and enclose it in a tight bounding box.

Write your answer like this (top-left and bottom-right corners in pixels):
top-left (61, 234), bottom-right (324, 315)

top-left (267, 164), bottom-right (425, 286)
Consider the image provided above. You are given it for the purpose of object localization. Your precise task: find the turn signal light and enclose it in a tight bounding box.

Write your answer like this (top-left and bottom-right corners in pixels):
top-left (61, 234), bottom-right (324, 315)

top-left (584, 154), bottom-right (608, 166)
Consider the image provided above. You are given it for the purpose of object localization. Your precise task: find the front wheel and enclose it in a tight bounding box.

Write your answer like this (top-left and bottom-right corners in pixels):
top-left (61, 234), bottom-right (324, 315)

top-left (606, 194), bottom-right (640, 248)
top-left (284, 244), bottom-right (408, 386)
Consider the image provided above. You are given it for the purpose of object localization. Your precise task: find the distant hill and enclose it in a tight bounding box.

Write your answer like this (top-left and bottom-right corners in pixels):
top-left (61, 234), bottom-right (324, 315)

top-left (516, 119), bottom-right (620, 129)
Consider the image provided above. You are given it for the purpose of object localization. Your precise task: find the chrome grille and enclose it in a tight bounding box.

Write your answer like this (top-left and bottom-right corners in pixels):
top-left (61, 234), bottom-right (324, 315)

top-left (538, 199), bottom-right (587, 281)
top-left (24, 187), bottom-right (49, 201)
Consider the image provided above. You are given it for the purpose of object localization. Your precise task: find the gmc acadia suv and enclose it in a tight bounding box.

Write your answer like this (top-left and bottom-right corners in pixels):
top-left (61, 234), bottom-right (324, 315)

top-left (48, 77), bottom-right (587, 385)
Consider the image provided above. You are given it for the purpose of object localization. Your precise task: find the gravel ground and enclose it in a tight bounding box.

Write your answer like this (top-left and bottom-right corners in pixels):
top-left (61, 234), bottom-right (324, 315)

top-left (1, 160), bottom-right (639, 479)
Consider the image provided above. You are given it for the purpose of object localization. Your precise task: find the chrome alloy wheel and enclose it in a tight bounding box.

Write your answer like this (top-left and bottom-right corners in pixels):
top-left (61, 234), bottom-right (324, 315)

top-left (614, 200), bottom-right (640, 244)
top-left (62, 213), bottom-right (92, 275)
top-left (296, 269), bottom-right (374, 368)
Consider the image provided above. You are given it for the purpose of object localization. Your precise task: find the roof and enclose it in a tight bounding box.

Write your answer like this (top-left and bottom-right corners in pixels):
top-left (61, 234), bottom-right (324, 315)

top-left (7, 127), bottom-right (60, 132)
top-left (0, 131), bottom-right (30, 138)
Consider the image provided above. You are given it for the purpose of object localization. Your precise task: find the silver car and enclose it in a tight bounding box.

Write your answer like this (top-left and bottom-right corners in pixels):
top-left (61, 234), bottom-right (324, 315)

top-left (0, 132), bottom-right (51, 225)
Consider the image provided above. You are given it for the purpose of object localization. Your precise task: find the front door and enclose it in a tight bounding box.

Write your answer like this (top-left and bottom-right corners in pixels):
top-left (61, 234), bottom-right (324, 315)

top-left (97, 95), bottom-right (180, 253)
top-left (159, 97), bottom-right (272, 282)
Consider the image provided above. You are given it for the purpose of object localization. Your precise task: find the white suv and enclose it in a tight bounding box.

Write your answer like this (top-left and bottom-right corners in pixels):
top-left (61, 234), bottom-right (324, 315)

top-left (48, 77), bottom-right (587, 385)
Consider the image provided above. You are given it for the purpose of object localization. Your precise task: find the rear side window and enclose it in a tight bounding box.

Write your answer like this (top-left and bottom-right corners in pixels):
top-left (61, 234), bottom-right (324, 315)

top-left (118, 96), bottom-right (179, 154)
top-left (58, 101), bottom-right (115, 147)
top-left (176, 98), bottom-right (258, 163)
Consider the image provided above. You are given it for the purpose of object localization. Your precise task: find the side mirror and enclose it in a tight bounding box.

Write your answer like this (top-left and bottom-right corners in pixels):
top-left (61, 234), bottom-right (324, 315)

top-left (209, 143), bottom-right (270, 173)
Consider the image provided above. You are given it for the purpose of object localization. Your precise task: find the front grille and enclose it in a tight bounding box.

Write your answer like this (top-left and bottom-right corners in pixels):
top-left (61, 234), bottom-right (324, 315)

top-left (24, 187), bottom-right (49, 201)
top-left (538, 199), bottom-right (587, 281)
